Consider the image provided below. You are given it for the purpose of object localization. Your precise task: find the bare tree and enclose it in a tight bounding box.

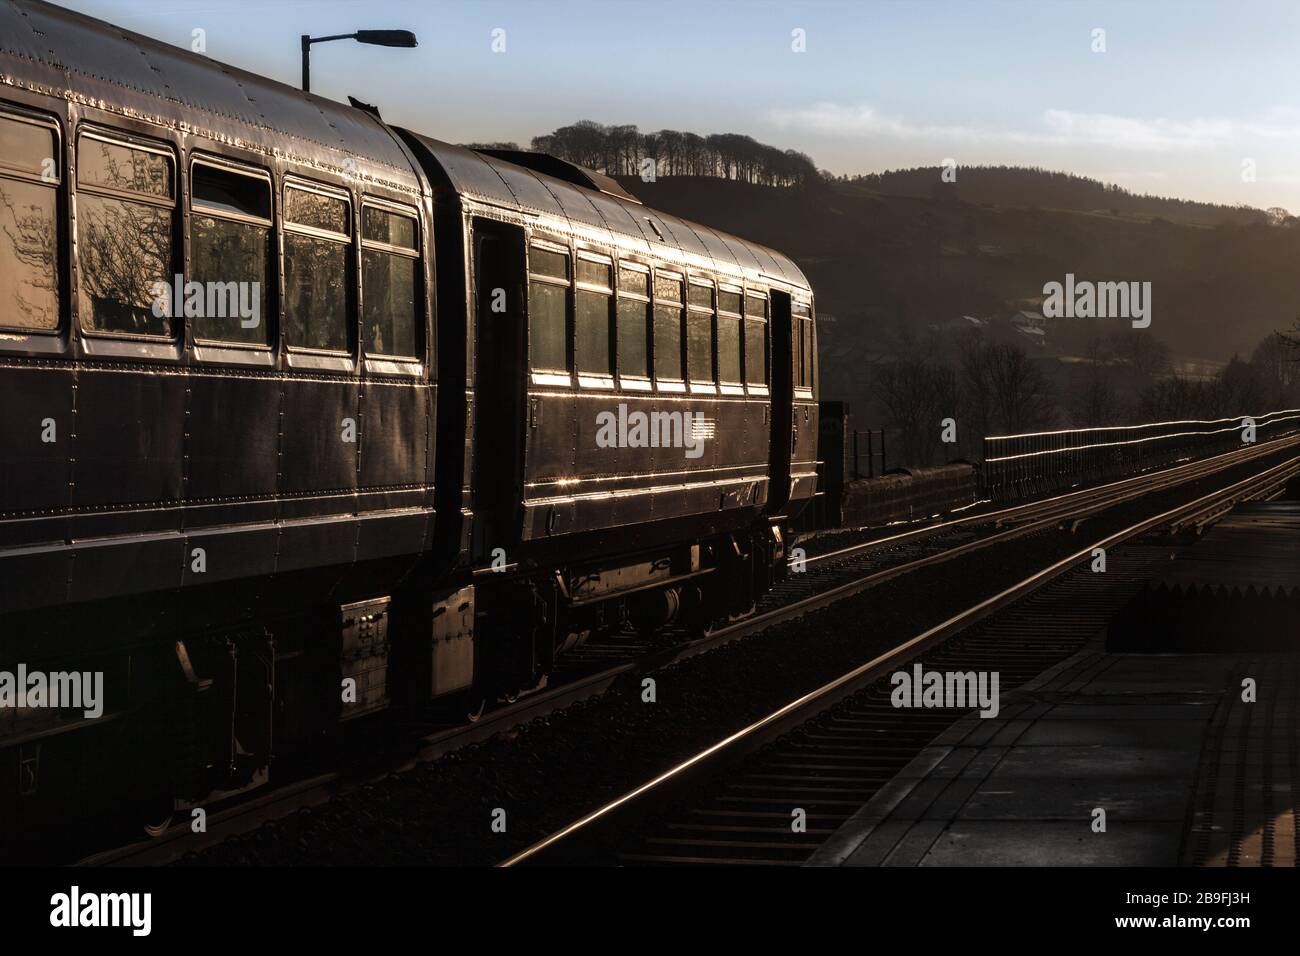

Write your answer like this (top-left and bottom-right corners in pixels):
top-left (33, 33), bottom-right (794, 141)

top-left (1106, 329), bottom-right (1171, 377)
top-left (525, 120), bottom-right (821, 187)
top-left (961, 343), bottom-right (1055, 435)
top-left (873, 359), bottom-right (959, 467)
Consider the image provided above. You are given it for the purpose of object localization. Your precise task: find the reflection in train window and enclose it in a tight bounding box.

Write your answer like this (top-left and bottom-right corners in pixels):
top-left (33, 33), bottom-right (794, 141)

top-left (0, 114), bottom-right (59, 331)
top-left (575, 257), bottom-right (612, 376)
top-left (616, 265), bottom-right (649, 378)
top-left (285, 184), bottom-right (350, 352)
top-left (190, 160), bottom-right (271, 345)
top-left (687, 280), bottom-right (714, 383)
top-left (716, 314), bottom-right (742, 384)
top-left (362, 204), bottom-right (419, 358)
top-left (76, 132), bottom-right (175, 337)
top-left (78, 136), bottom-right (171, 198)
top-left (653, 273), bottom-right (683, 382)
top-left (798, 317), bottom-right (814, 388)
top-left (744, 293), bottom-right (768, 385)
top-left (362, 205), bottom-right (416, 249)
top-left (528, 244), bottom-right (568, 372)
top-left (687, 310), bottom-right (713, 383)
top-left (795, 300), bottom-right (814, 390)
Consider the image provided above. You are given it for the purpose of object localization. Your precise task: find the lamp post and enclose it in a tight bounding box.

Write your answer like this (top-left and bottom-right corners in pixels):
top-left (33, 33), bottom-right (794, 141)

top-left (300, 30), bottom-right (418, 93)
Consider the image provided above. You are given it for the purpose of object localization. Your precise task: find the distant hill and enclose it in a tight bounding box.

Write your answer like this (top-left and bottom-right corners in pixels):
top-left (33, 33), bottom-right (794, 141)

top-left (495, 123), bottom-right (1300, 415)
top-left (615, 172), bottom-right (1300, 413)
top-left (843, 165), bottom-right (1269, 228)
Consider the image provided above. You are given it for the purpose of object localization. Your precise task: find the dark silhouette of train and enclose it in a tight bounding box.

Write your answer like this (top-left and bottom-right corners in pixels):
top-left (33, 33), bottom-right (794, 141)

top-left (0, 0), bottom-right (817, 836)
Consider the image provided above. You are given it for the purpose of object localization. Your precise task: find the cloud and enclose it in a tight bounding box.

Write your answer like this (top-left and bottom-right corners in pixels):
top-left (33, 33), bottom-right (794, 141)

top-left (766, 103), bottom-right (1032, 144)
top-left (1041, 110), bottom-right (1232, 151)
top-left (768, 103), bottom-right (1271, 152)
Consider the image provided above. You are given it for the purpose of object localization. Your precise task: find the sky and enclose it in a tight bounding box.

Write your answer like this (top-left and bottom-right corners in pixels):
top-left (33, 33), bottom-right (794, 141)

top-left (50, 0), bottom-right (1300, 212)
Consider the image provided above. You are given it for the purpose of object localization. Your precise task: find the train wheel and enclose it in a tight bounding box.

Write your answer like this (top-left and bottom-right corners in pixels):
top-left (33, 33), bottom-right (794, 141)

top-left (465, 697), bottom-right (487, 723)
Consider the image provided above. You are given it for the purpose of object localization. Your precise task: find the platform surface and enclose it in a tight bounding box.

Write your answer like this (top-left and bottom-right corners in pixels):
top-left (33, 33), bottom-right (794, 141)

top-left (807, 644), bottom-right (1300, 866)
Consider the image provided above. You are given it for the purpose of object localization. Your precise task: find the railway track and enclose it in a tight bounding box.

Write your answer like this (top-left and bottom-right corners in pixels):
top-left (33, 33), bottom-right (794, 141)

top-left (500, 452), bottom-right (1300, 866)
top-left (81, 433), bottom-right (1300, 866)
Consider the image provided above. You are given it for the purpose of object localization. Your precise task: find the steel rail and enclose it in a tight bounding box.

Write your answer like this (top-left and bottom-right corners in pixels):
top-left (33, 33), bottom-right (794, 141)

top-left (499, 454), bottom-right (1300, 866)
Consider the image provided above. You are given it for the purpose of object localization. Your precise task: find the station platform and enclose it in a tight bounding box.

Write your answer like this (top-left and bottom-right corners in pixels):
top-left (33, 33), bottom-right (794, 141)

top-left (810, 499), bottom-right (1300, 867)
top-left (807, 641), bottom-right (1300, 867)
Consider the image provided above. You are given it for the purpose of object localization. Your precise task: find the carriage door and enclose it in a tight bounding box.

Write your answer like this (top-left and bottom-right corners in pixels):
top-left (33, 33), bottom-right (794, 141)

top-left (767, 289), bottom-right (794, 513)
top-left (471, 220), bottom-right (528, 559)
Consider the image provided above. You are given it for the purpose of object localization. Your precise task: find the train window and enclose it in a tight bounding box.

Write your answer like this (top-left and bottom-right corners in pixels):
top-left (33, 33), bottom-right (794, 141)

top-left (686, 281), bottom-right (714, 383)
top-left (362, 205), bottom-right (416, 249)
top-left (531, 246), bottom-right (568, 282)
top-left (717, 315), bottom-right (741, 384)
top-left (655, 274), bottom-right (682, 303)
top-left (793, 320), bottom-right (804, 387)
top-left (285, 187), bottom-right (348, 233)
top-left (189, 160), bottom-right (272, 346)
top-left (75, 132), bottom-right (175, 337)
top-left (718, 288), bottom-right (742, 316)
top-left (687, 312), bottom-right (713, 382)
top-left (653, 272), bottom-right (683, 382)
top-left (284, 183), bottom-right (351, 353)
top-left (528, 244), bottom-right (568, 372)
top-left (361, 203), bottom-right (420, 358)
top-left (795, 317), bottom-right (806, 390)
top-left (688, 281), bottom-right (713, 311)
top-left (617, 297), bottom-right (649, 378)
top-left (576, 257), bottom-right (610, 287)
top-left (744, 293), bottom-right (768, 386)
top-left (78, 136), bottom-right (171, 198)
top-left (618, 265), bottom-right (647, 298)
top-left (616, 264), bottom-right (649, 378)
top-left (795, 300), bottom-right (813, 389)
top-left (0, 113), bottom-right (59, 332)
top-left (575, 256), bottom-right (612, 376)
top-left (716, 287), bottom-right (742, 385)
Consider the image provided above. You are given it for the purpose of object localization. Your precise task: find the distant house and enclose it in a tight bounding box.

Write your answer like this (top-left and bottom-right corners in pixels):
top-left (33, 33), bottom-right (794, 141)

top-left (930, 314), bottom-right (986, 335)
top-left (1010, 310), bottom-right (1046, 331)
top-left (1009, 310), bottom-right (1047, 346)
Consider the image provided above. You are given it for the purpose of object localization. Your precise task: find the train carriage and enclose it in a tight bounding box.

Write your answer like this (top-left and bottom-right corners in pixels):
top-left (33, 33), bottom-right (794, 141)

top-left (0, 0), bottom-right (818, 839)
top-left (402, 134), bottom-right (818, 691)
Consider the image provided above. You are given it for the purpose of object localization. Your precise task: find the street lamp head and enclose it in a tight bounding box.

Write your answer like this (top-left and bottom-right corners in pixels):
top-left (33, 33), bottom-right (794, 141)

top-left (353, 30), bottom-right (418, 48)
top-left (301, 28), bottom-right (418, 91)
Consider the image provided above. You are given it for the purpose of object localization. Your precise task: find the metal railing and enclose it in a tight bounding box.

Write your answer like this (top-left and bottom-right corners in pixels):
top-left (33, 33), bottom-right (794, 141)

top-left (850, 429), bottom-right (887, 479)
top-left (981, 408), bottom-right (1300, 500)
